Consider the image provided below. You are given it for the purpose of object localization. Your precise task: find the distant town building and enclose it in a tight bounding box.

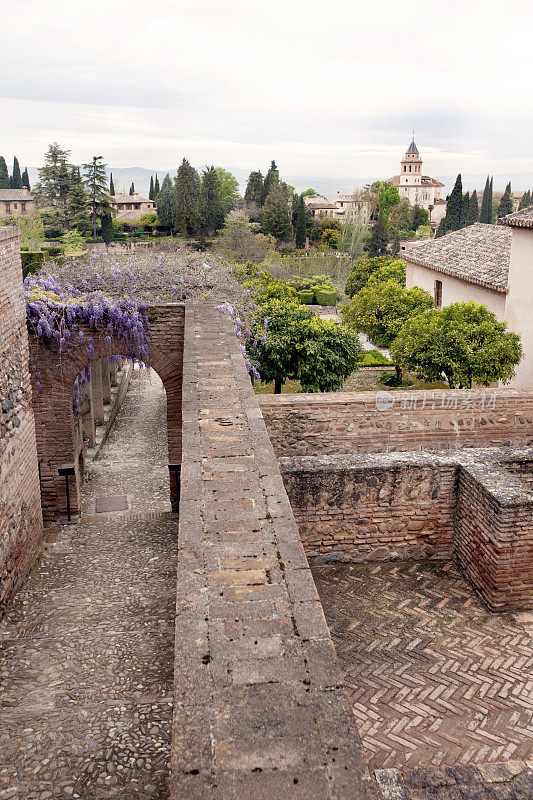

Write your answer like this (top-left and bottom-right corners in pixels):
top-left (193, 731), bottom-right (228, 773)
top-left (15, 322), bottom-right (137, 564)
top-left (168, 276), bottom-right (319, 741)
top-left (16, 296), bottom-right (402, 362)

top-left (0, 188), bottom-right (36, 218)
top-left (303, 192), bottom-right (370, 224)
top-left (111, 193), bottom-right (155, 219)
top-left (387, 139), bottom-right (446, 223)
top-left (405, 210), bottom-right (533, 387)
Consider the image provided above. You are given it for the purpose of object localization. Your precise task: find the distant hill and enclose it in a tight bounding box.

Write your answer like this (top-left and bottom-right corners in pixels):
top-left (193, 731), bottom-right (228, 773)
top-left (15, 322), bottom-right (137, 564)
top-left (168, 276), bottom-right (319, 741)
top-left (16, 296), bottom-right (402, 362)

top-left (24, 166), bottom-right (533, 202)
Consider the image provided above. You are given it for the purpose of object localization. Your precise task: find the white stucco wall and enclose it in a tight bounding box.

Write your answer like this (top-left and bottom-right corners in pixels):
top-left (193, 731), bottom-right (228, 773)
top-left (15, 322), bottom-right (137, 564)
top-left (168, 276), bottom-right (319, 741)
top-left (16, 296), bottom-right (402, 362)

top-left (406, 261), bottom-right (507, 318)
top-left (504, 228), bottom-right (533, 388)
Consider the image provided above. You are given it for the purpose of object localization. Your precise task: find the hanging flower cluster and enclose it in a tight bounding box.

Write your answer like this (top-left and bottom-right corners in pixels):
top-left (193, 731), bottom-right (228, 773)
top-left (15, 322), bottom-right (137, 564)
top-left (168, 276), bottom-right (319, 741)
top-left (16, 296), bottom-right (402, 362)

top-left (216, 293), bottom-right (261, 382)
top-left (24, 274), bottom-right (151, 365)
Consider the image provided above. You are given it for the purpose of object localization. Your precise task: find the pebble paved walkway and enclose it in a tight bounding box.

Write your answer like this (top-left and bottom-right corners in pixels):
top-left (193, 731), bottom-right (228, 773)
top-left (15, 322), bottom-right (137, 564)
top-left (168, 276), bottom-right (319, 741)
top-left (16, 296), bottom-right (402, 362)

top-left (0, 370), bottom-right (177, 799)
top-left (312, 560), bottom-right (533, 774)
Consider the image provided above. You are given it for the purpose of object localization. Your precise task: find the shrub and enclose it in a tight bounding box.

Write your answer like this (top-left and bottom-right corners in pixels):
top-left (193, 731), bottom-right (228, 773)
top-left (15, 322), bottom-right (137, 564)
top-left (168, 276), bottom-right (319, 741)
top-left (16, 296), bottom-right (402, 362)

top-left (315, 288), bottom-right (338, 306)
top-left (297, 289), bottom-right (315, 304)
top-left (359, 349), bottom-right (393, 367)
top-left (21, 251), bottom-right (44, 277)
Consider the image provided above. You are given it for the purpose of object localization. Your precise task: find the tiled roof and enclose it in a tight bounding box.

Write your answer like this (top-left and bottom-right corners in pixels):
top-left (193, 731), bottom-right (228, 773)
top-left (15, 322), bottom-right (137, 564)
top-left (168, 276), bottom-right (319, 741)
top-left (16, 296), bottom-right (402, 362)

top-left (406, 223), bottom-right (512, 293)
top-left (0, 189), bottom-right (34, 201)
top-left (111, 193), bottom-right (151, 203)
top-left (406, 139), bottom-right (419, 155)
top-left (502, 206), bottom-right (533, 229)
top-left (387, 175), bottom-right (445, 188)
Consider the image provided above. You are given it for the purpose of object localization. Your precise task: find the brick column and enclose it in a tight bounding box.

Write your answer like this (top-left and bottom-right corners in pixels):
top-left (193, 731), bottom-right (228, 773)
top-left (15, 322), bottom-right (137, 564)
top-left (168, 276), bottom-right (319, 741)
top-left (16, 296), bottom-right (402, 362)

top-left (91, 360), bottom-right (104, 426)
top-left (81, 377), bottom-right (96, 448)
top-left (101, 357), bottom-right (112, 404)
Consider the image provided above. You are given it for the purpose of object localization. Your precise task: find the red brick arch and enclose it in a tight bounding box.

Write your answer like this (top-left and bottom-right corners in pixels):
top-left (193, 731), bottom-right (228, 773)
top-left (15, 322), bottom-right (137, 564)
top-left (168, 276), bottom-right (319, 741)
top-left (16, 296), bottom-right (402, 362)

top-left (30, 303), bottom-right (185, 521)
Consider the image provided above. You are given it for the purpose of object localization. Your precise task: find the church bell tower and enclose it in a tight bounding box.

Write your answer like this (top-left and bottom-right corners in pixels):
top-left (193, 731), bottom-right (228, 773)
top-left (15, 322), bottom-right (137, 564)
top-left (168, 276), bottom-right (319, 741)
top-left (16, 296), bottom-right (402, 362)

top-left (401, 137), bottom-right (422, 187)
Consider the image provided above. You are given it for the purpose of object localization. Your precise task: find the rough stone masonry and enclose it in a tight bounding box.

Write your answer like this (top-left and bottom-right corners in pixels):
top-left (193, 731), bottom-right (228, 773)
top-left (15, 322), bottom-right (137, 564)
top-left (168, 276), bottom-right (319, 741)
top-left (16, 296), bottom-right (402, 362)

top-left (0, 226), bottom-right (42, 606)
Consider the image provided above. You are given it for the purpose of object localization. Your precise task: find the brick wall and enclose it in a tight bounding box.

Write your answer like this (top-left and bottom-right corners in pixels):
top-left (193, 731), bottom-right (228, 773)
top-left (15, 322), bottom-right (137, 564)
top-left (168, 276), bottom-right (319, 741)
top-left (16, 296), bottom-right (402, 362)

top-left (31, 303), bottom-right (185, 521)
top-left (259, 390), bottom-right (533, 457)
top-left (281, 454), bottom-right (457, 563)
top-left (455, 463), bottom-right (533, 611)
top-left (0, 227), bottom-right (43, 606)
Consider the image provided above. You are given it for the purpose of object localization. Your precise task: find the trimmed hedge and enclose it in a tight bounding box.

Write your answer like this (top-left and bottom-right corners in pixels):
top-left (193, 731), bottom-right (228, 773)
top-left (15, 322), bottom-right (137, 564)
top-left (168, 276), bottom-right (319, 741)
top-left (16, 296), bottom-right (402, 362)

top-left (315, 288), bottom-right (338, 306)
top-left (297, 289), bottom-right (315, 304)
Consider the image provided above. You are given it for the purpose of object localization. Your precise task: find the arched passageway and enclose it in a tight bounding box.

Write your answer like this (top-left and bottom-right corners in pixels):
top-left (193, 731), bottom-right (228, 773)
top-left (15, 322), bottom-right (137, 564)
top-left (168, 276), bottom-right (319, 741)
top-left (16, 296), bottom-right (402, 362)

top-left (29, 303), bottom-right (185, 521)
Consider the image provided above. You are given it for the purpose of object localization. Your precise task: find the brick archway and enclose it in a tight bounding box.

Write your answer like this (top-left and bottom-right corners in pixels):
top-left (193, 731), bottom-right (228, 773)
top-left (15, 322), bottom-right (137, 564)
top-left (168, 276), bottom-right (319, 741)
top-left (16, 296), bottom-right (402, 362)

top-left (30, 303), bottom-right (185, 521)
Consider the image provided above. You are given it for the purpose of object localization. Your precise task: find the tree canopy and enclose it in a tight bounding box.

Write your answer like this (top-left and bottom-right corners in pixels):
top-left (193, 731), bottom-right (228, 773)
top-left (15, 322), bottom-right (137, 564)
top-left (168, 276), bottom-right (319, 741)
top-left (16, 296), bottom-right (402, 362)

top-left (261, 183), bottom-right (292, 242)
top-left (391, 301), bottom-right (522, 388)
top-left (215, 167), bottom-right (240, 214)
top-left (175, 158), bottom-right (200, 235)
top-left (199, 166), bottom-right (224, 235)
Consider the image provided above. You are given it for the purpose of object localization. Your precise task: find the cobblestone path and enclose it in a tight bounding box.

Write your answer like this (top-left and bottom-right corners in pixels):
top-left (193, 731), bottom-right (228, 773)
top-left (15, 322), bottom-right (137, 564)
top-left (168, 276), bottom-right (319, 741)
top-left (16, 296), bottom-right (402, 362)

top-left (312, 560), bottom-right (533, 774)
top-left (0, 370), bottom-right (177, 799)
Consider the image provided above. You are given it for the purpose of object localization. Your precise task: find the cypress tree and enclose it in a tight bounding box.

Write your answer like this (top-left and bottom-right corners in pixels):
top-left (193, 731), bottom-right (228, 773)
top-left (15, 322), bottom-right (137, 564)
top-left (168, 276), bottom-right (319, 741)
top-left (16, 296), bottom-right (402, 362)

top-left (100, 208), bottom-right (114, 246)
top-left (175, 158), bottom-right (200, 235)
top-left (109, 173), bottom-right (115, 195)
top-left (156, 173), bottom-right (178, 233)
top-left (244, 171), bottom-right (264, 205)
top-left (10, 157), bottom-right (22, 189)
top-left (154, 174), bottom-right (160, 196)
top-left (295, 194), bottom-right (307, 249)
top-left (436, 218), bottom-right (446, 238)
top-left (519, 190), bottom-right (531, 210)
top-left (0, 157), bottom-right (8, 188)
top-left (462, 192), bottom-right (470, 227)
top-left (368, 213), bottom-right (390, 255)
top-left (129, 182), bottom-right (135, 195)
top-left (22, 167), bottom-right (30, 191)
top-left (479, 176), bottom-right (493, 223)
top-left (467, 190), bottom-right (479, 225)
top-left (261, 183), bottom-right (292, 242)
top-left (498, 182), bottom-right (513, 218)
top-left (261, 160), bottom-right (279, 205)
top-left (444, 174), bottom-right (463, 231)
top-left (199, 166), bottom-right (224, 235)
top-left (149, 176), bottom-right (154, 200)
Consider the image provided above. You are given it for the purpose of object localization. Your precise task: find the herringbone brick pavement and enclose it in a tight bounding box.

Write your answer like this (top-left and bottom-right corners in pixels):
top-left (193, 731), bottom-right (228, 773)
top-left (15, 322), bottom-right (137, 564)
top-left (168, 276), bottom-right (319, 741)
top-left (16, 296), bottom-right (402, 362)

top-left (312, 560), bottom-right (533, 771)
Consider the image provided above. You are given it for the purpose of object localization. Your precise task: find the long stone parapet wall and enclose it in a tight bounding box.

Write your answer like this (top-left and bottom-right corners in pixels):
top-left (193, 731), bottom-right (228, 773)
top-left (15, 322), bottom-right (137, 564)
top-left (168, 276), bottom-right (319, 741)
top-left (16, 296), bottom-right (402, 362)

top-left (0, 227), bottom-right (43, 606)
top-left (280, 449), bottom-right (533, 611)
top-left (259, 389), bottom-right (533, 456)
top-left (173, 302), bottom-right (377, 798)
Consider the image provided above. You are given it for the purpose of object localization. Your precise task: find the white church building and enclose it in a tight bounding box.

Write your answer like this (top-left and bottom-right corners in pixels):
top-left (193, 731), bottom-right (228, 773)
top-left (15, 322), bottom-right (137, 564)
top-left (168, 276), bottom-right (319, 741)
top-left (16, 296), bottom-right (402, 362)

top-left (388, 139), bottom-right (447, 224)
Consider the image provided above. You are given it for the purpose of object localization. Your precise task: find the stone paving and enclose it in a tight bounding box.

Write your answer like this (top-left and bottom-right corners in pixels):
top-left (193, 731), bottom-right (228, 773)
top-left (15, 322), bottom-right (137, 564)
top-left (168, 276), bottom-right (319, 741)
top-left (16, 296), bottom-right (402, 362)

top-left (0, 370), bottom-right (177, 799)
top-left (312, 560), bottom-right (533, 798)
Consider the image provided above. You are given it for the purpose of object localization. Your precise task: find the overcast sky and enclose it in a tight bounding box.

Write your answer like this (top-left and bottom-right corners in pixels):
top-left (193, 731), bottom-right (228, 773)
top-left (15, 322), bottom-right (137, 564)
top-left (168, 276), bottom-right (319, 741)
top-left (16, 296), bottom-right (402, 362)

top-left (2, 0), bottom-right (533, 188)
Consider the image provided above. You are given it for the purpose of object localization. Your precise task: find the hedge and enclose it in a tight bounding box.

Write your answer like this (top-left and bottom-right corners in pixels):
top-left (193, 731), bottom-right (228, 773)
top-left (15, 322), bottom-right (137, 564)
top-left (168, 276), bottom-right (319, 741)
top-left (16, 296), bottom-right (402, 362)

top-left (314, 288), bottom-right (338, 306)
top-left (297, 289), bottom-right (315, 304)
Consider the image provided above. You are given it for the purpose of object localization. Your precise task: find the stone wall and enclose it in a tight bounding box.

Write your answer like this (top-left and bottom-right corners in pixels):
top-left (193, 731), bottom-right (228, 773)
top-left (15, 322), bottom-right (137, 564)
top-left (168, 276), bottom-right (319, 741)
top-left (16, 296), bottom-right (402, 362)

top-left (280, 454), bottom-right (457, 563)
top-left (0, 227), bottom-right (43, 606)
top-left (259, 390), bottom-right (533, 457)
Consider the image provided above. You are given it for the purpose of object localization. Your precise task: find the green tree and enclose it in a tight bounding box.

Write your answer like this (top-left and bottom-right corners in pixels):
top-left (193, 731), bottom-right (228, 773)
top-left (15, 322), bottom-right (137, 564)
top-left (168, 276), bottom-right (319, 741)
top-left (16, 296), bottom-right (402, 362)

top-left (129, 182), bottom-right (135, 195)
top-left (10, 157), bottom-right (22, 189)
top-left (244, 171), bottom-right (264, 205)
top-left (66, 184), bottom-right (91, 233)
top-left (367, 260), bottom-right (406, 288)
top-left (371, 180), bottom-right (401, 219)
top-left (391, 301), bottom-right (522, 388)
top-left (436, 217), bottom-right (446, 237)
top-left (22, 168), bottom-right (31, 191)
top-left (154, 174), bottom-right (160, 196)
top-left (466, 190), bottom-right (479, 225)
top-left (445, 174), bottom-right (463, 231)
top-left (345, 254), bottom-right (400, 297)
top-left (261, 183), bottom-right (292, 242)
top-left (215, 167), bottom-right (240, 214)
top-left (61, 229), bottom-right (86, 252)
top-left (295, 194), bottom-right (307, 249)
top-left (321, 228), bottom-right (340, 248)
top-left (199, 166), bottom-right (224, 235)
top-left (109, 173), bottom-right (115, 195)
top-left (149, 176), bottom-right (154, 200)
top-left (156, 173), bottom-right (178, 233)
top-left (34, 143), bottom-right (73, 227)
top-left (100, 208), bottom-right (114, 246)
top-left (261, 160), bottom-right (279, 205)
top-left (247, 299), bottom-right (361, 393)
top-left (175, 158), bottom-right (200, 235)
top-left (301, 188), bottom-right (318, 197)
top-left (479, 176), bottom-right (493, 223)
top-left (342, 279), bottom-right (434, 348)
top-left (411, 204), bottom-right (429, 230)
top-left (0, 157), bottom-right (8, 188)
top-left (462, 192), bottom-right (470, 226)
top-left (82, 155), bottom-right (110, 237)
top-left (368, 214), bottom-right (389, 255)
top-left (519, 190), bottom-right (531, 210)
top-left (217, 210), bottom-right (274, 262)
top-left (498, 181), bottom-right (513, 218)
